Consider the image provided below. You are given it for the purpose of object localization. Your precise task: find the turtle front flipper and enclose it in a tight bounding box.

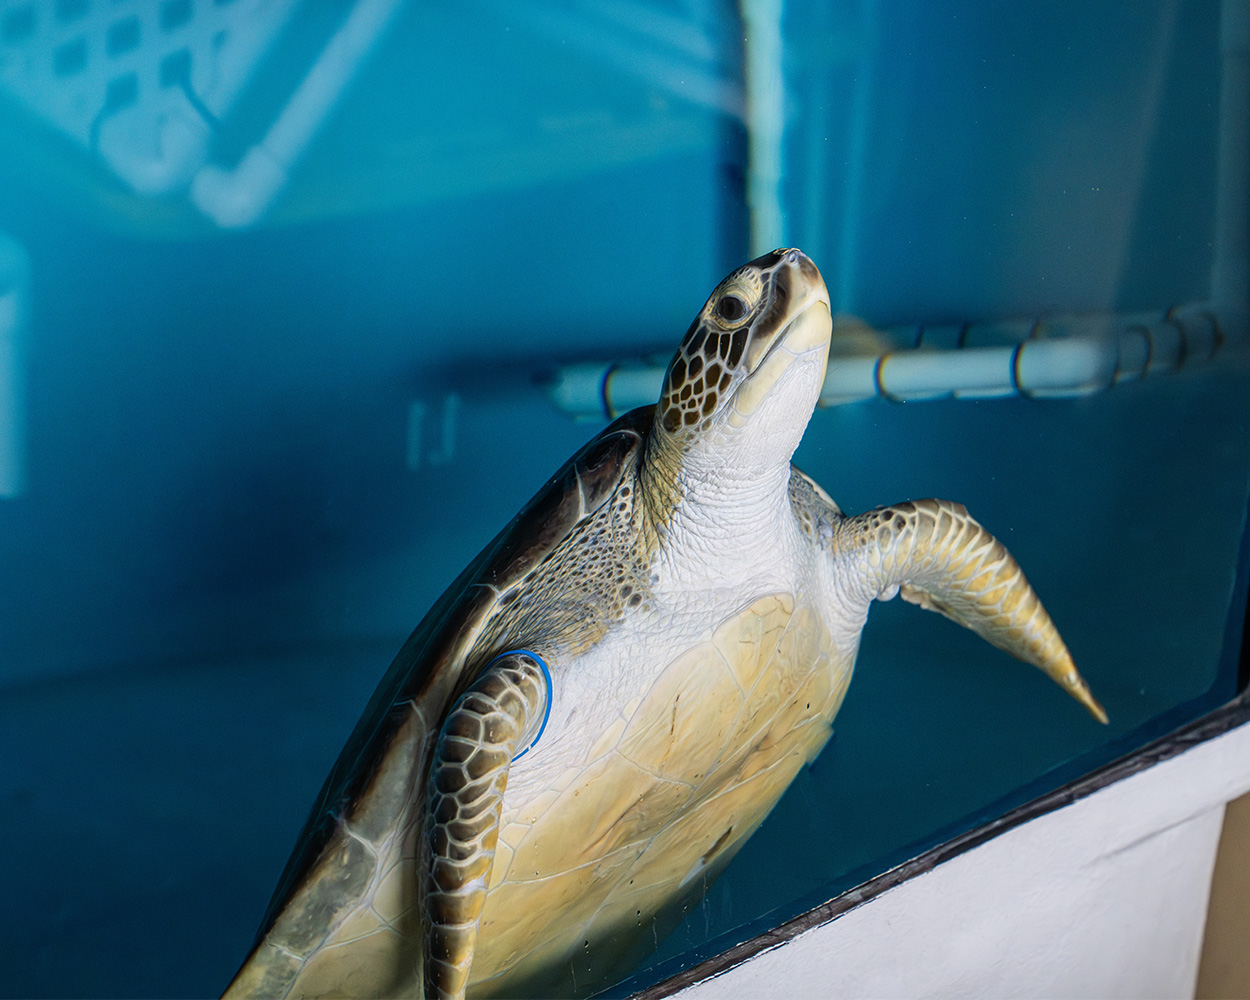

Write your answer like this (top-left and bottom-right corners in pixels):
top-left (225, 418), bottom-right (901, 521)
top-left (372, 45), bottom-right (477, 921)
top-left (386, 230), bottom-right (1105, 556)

top-left (840, 498), bottom-right (1107, 723)
top-left (423, 651), bottom-right (550, 1000)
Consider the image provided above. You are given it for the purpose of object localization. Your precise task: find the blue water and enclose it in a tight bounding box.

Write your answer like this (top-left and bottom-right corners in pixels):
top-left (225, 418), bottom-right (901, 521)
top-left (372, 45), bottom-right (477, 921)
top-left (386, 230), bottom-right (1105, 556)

top-left (0, 2), bottom-right (1245, 997)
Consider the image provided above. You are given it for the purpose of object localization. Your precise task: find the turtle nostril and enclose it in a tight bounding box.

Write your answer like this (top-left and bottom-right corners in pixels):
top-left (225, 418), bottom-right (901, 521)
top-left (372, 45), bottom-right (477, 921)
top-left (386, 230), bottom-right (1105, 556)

top-left (785, 249), bottom-right (799, 264)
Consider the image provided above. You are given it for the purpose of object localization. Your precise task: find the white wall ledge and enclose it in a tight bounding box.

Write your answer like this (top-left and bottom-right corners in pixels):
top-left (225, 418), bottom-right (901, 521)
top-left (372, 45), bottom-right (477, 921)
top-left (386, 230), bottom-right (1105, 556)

top-left (639, 695), bottom-right (1250, 999)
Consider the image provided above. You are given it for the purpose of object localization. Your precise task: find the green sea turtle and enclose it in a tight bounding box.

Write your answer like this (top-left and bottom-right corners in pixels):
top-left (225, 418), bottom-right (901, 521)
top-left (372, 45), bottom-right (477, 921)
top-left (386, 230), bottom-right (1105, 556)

top-left (224, 248), bottom-right (1105, 1000)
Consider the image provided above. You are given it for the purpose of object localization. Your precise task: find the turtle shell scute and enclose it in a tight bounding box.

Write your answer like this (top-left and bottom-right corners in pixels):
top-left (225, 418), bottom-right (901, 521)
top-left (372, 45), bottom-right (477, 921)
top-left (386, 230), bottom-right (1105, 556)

top-left (486, 419), bottom-right (649, 587)
top-left (243, 407), bottom-right (654, 954)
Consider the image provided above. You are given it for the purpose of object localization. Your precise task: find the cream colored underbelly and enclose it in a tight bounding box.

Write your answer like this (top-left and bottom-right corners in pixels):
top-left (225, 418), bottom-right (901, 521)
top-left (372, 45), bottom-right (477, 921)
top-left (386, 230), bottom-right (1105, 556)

top-left (467, 591), bottom-right (855, 997)
top-left (232, 592), bottom-right (856, 1000)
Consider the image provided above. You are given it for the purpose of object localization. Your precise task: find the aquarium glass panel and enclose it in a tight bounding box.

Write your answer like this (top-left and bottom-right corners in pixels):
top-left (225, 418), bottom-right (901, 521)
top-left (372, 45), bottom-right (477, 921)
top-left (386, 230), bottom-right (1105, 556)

top-left (0, 2), bottom-right (1245, 998)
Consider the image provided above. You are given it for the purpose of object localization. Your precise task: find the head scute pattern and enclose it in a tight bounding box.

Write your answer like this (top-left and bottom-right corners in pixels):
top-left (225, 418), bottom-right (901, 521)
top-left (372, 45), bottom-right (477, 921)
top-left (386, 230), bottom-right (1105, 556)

top-left (660, 258), bottom-right (777, 434)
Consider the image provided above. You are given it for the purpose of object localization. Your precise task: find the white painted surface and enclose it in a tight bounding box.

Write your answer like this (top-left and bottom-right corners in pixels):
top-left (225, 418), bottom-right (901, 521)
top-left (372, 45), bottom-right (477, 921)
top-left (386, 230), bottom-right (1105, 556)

top-left (682, 718), bottom-right (1250, 999)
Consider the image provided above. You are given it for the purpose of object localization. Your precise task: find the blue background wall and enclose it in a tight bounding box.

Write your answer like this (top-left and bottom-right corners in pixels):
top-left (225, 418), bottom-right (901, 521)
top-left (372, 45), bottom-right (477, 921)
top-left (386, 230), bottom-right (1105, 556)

top-left (0, 1), bottom-right (1223, 688)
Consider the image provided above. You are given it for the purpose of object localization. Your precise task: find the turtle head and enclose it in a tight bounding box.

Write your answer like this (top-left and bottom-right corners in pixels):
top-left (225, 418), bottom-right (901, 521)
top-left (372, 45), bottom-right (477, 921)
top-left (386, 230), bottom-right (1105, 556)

top-left (653, 248), bottom-right (831, 478)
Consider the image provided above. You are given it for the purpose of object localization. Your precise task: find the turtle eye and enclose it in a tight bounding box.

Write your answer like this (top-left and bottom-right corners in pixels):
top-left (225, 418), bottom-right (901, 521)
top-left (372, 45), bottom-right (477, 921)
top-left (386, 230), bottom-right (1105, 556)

top-left (715, 294), bottom-right (748, 323)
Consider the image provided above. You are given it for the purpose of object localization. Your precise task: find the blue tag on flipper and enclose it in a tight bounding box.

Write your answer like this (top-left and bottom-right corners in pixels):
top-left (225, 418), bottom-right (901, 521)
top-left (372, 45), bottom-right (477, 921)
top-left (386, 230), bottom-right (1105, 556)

top-left (492, 649), bottom-right (551, 762)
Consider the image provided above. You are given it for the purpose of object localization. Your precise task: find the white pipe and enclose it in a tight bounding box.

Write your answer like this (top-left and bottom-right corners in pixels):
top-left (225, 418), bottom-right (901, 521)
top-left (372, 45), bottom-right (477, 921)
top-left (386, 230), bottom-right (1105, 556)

top-left (191, 0), bottom-right (404, 229)
top-left (542, 305), bottom-right (1225, 420)
top-left (740, 0), bottom-right (787, 254)
top-left (0, 232), bottom-right (29, 499)
top-left (542, 362), bottom-right (667, 423)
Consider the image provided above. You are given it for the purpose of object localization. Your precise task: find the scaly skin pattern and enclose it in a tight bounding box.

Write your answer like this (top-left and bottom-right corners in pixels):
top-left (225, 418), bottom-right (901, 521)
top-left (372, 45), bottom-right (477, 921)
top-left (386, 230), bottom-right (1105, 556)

top-left (222, 250), bottom-right (1103, 1000)
top-left (424, 654), bottom-right (549, 999)
top-left (835, 499), bottom-right (1106, 722)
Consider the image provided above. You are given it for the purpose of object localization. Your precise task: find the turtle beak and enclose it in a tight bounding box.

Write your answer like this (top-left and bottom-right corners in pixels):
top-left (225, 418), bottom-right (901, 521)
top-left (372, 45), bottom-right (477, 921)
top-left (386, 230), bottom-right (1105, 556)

top-left (731, 251), bottom-right (831, 424)
top-left (741, 250), bottom-right (830, 371)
